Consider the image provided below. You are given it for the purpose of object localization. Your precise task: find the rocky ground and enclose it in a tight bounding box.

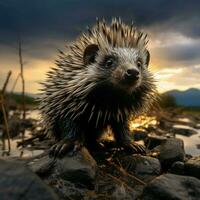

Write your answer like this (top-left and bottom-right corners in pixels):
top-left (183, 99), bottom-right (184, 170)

top-left (0, 109), bottom-right (200, 200)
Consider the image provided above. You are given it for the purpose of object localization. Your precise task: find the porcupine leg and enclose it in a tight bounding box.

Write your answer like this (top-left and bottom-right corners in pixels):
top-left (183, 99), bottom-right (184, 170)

top-left (84, 128), bottom-right (105, 152)
top-left (112, 122), bottom-right (146, 155)
top-left (49, 137), bottom-right (83, 158)
top-left (49, 120), bottom-right (84, 158)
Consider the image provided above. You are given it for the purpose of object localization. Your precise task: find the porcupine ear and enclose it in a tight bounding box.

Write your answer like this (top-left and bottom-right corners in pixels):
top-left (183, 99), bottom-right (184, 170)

top-left (83, 44), bottom-right (99, 65)
top-left (145, 50), bottom-right (150, 67)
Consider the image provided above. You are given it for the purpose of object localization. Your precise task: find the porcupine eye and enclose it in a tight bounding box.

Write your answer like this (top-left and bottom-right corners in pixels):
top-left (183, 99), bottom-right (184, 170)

top-left (106, 58), bottom-right (114, 67)
top-left (104, 56), bottom-right (116, 68)
top-left (137, 59), bottom-right (142, 68)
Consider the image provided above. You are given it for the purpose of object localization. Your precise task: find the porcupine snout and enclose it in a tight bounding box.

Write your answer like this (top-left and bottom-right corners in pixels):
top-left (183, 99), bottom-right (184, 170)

top-left (124, 68), bottom-right (140, 81)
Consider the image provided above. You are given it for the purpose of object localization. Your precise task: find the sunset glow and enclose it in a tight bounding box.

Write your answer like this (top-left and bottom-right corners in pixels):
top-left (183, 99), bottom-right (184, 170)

top-left (0, 0), bottom-right (200, 94)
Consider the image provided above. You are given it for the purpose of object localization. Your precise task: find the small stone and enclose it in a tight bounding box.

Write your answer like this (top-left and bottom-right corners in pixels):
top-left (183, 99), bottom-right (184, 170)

top-left (151, 138), bottom-right (185, 169)
top-left (145, 134), bottom-right (167, 150)
top-left (28, 147), bottom-right (97, 198)
top-left (50, 179), bottom-right (89, 200)
top-left (55, 147), bottom-right (97, 189)
top-left (172, 125), bottom-right (198, 136)
top-left (28, 154), bottom-right (55, 176)
top-left (185, 156), bottom-right (200, 179)
top-left (142, 173), bottom-right (200, 200)
top-left (170, 161), bottom-right (185, 175)
top-left (95, 172), bottom-right (137, 200)
top-left (121, 155), bottom-right (161, 182)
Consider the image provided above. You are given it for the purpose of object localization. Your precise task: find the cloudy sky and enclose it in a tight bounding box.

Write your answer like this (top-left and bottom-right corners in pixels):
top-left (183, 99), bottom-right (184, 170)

top-left (0, 0), bottom-right (200, 93)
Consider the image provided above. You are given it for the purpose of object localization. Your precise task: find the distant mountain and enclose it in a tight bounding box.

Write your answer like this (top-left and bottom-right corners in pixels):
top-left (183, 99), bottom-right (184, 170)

top-left (165, 88), bottom-right (200, 107)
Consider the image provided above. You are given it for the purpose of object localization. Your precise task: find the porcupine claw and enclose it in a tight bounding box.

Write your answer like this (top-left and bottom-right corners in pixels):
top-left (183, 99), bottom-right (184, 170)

top-left (49, 139), bottom-right (82, 158)
top-left (123, 142), bottom-right (146, 155)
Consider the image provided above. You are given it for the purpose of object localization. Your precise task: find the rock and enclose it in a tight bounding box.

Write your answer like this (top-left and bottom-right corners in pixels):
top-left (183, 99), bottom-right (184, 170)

top-left (0, 159), bottom-right (58, 200)
top-left (158, 119), bottom-right (172, 130)
top-left (49, 179), bottom-right (91, 200)
top-left (151, 138), bottom-right (185, 169)
top-left (28, 154), bottom-right (55, 176)
top-left (28, 147), bottom-right (97, 198)
top-left (172, 125), bottom-right (198, 136)
top-left (29, 147), bottom-right (97, 188)
top-left (95, 172), bottom-right (137, 200)
top-left (185, 153), bottom-right (193, 160)
top-left (145, 133), bottom-right (167, 150)
top-left (185, 156), bottom-right (200, 179)
top-left (120, 155), bottom-right (161, 182)
top-left (169, 161), bottom-right (185, 175)
top-left (54, 147), bottom-right (97, 189)
top-left (142, 173), bottom-right (200, 200)
top-left (196, 144), bottom-right (200, 149)
top-left (196, 124), bottom-right (200, 129)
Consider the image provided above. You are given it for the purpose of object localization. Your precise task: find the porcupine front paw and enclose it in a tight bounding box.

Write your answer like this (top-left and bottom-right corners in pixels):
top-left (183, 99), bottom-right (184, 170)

top-left (49, 139), bottom-right (82, 158)
top-left (122, 141), bottom-right (146, 155)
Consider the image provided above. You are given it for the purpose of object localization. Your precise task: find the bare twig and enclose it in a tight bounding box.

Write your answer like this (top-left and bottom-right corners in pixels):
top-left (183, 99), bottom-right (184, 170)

top-left (1, 71), bottom-right (12, 95)
top-left (19, 39), bottom-right (26, 120)
top-left (113, 159), bottom-right (146, 186)
top-left (0, 71), bottom-right (12, 155)
top-left (0, 96), bottom-right (11, 154)
top-left (19, 39), bottom-right (26, 147)
top-left (10, 73), bottom-right (21, 93)
top-left (104, 172), bottom-right (135, 193)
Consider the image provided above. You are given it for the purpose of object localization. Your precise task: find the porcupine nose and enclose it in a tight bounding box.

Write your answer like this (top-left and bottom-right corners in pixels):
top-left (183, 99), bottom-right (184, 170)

top-left (125, 69), bottom-right (140, 80)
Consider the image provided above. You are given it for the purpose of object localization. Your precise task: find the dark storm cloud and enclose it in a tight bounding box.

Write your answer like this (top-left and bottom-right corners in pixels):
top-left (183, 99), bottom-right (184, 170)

top-left (151, 41), bottom-right (200, 66)
top-left (164, 44), bottom-right (200, 62)
top-left (0, 0), bottom-right (200, 44)
top-left (1, 0), bottom-right (200, 69)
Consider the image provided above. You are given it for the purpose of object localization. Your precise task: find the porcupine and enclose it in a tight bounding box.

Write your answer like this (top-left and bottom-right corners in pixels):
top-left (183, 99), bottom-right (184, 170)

top-left (39, 18), bottom-right (157, 157)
